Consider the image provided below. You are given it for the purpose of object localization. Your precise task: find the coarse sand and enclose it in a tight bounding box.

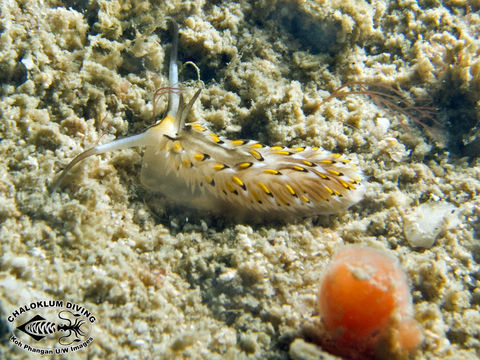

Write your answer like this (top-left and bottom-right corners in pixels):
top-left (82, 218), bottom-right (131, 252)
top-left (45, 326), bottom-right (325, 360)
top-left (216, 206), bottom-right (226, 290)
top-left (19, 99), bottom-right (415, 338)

top-left (1, 0), bottom-right (479, 359)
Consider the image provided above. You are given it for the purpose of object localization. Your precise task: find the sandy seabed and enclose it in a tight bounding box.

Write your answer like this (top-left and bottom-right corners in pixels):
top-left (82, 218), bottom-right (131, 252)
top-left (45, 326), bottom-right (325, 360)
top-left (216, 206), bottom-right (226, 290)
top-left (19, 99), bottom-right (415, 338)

top-left (1, 0), bottom-right (479, 359)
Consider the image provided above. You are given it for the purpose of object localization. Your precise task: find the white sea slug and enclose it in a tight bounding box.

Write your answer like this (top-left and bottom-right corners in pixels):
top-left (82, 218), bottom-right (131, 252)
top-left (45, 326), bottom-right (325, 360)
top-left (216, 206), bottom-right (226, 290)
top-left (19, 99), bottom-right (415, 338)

top-left (52, 21), bottom-right (365, 220)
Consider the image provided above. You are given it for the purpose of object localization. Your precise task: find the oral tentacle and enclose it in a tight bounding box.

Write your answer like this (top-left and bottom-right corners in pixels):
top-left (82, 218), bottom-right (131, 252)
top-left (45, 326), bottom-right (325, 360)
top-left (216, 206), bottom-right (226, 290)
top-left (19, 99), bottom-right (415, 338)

top-left (166, 20), bottom-right (179, 119)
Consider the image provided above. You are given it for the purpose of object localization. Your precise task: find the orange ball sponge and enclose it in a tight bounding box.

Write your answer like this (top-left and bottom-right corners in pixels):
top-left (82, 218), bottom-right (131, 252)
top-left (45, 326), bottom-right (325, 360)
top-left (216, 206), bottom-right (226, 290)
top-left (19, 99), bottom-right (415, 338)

top-left (316, 246), bottom-right (422, 359)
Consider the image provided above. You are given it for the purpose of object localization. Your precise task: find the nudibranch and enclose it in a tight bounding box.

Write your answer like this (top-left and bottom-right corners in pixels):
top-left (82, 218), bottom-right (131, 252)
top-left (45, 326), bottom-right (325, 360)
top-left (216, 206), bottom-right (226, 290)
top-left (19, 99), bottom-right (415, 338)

top-left (52, 21), bottom-right (365, 220)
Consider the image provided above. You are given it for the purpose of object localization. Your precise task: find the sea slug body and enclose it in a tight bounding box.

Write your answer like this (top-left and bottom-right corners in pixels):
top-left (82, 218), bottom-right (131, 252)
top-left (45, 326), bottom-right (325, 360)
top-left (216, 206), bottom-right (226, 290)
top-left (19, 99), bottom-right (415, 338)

top-left (52, 21), bottom-right (365, 220)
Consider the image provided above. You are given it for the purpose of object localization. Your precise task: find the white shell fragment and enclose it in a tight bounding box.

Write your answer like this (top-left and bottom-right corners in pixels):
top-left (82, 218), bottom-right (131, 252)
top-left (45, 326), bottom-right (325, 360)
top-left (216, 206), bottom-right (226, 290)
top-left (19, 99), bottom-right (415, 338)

top-left (403, 202), bottom-right (458, 248)
top-left (378, 137), bottom-right (410, 162)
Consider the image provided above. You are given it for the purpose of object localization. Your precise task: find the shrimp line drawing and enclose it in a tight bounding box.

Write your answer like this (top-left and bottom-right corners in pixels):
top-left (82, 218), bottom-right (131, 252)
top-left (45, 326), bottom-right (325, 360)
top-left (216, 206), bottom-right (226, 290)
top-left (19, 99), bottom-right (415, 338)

top-left (16, 310), bottom-right (89, 345)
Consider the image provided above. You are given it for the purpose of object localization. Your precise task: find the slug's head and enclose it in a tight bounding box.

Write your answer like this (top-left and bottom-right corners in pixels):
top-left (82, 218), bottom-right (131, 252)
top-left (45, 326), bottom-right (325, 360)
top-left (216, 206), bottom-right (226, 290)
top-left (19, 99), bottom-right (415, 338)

top-left (50, 19), bottom-right (200, 193)
top-left (151, 86), bottom-right (202, 136)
